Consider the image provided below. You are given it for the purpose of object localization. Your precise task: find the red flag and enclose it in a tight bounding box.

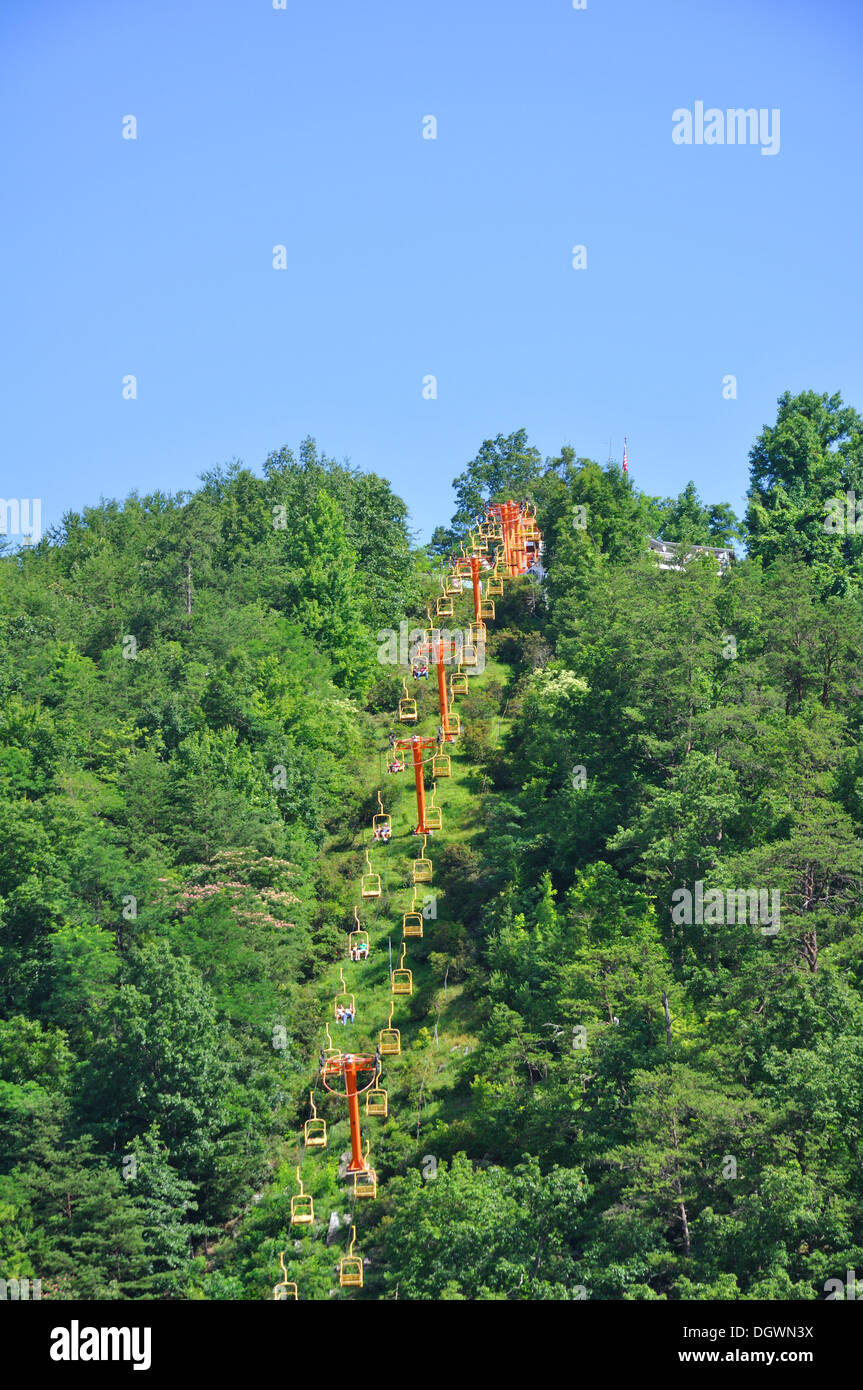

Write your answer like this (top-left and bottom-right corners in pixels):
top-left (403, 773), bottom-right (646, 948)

top-left (622, 437), bottom-right (628, 474)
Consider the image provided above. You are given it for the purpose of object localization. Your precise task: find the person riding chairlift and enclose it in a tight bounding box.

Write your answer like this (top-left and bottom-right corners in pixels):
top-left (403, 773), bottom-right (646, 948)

top-left (357, 940), bottom-right (369, 960)
top-left (387, 758), bottom-right (405, 774)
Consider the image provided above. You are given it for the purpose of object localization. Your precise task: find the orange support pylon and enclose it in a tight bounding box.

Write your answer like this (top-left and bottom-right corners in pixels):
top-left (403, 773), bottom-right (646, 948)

top-left (395, 734), bottom-right (437, 833)
top-left (320, 1051), bottom-right (379, 1173)
top-left (485, 499), bottom-right (536, 576)
top-left (416, 634), bottom-right (461, 743)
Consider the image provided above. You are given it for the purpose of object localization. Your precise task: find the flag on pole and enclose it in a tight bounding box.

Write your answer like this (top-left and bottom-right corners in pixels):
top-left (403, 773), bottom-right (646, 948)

top-left (622, 437), bottom-right (628, 474)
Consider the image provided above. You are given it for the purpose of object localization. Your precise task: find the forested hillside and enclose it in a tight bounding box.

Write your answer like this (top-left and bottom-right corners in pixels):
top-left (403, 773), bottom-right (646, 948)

top-left (4, 392), bottom-right (863, 1300)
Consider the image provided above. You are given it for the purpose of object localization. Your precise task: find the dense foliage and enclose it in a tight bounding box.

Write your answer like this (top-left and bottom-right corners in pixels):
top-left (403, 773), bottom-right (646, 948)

top-left (3, 394), bottom-right (863, 1300)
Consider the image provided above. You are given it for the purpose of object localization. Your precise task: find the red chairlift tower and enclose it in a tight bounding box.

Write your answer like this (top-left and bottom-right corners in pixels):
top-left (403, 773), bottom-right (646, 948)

top-left (415, 633), bottom-right (462, 745)
top-left (393, 734), bottom-right (438, 834)
top-left (319, 1051), bottom-right (379, 1173)
top-left (487, 499), bottom-right (531, 576)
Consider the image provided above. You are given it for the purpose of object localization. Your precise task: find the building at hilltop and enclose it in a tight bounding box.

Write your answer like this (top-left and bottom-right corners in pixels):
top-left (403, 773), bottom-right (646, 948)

top-left (648, 537), bottom-right (735, 573)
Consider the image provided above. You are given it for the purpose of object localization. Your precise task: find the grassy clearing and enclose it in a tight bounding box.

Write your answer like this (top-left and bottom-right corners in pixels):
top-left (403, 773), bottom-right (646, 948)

top-left (220, 595), bottom-right (521, 1296)
top-left (302, 631), bottom-right (512, 1143)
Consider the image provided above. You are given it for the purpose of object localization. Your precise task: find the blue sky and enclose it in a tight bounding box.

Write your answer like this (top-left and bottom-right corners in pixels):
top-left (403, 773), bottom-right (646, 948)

top-left (1, 0), bottom-right (860, 542)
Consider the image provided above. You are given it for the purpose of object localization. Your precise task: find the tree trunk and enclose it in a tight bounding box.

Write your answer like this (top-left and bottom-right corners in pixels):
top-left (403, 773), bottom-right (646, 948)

top-left (802, 927), bottom-right (818, 973)
top-left (678, 1197), bottom-right (692, 1257)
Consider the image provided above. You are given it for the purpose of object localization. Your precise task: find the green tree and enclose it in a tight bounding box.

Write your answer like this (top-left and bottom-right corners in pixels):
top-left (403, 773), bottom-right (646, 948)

top-left (658, 481), bottom-right (741, 546)
top-left (450, 429), bottom-right (544, 533)
top-left (79, 941), bottom-right (233, 1201)
top-left (381, 1153), bottom-right (588, 1299)
top-left (283, 490), bottom-right (373, 693)
top-left (126, 1124), bottom-right (202, 1296)
top-left (745, 390), bottom-right (863, 592)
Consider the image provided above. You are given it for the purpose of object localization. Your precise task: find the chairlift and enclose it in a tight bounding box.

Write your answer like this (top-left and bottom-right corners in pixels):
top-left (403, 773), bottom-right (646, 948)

top-left (334, 967), bottom-right (356, 1021)
top-left (290, 1166), bottom-right (314, 1226)
top-left (412, 834), bottom-right (433, 884)
top-left (424, 782), bottom-right (442, 832)
top-left (339, 1226), bottom-right (363, 1288)
top-left (348, 906), bottom-right (369, 962)
top-left (379, 1002), bottom-right (401, 1055)
top-left (398, 679), bottom-right (418, 723)
top-left (352, 1140), bottom-right (377, 1199)
top-left (303, 1091), bottom-right (327, 1149)
top-left (449, 666), bottom-right (469, 697)
top-left (391, 941), bottom-right (413, 995)
top-left (361, 849), bottom-right (381, 899)
top-left (403, 896), bottom-right (424, 937)
top-left (273, 1252), bottom-right (299, 1300)
top-left (372, 790), bottom-right (392, 841)
top-left (366, 1070), bottom-right (388, 1116)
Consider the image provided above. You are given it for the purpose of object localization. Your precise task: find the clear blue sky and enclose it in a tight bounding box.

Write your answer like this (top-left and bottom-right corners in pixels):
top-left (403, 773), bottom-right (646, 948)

top-left (2, 0), bottom-right (860, 542)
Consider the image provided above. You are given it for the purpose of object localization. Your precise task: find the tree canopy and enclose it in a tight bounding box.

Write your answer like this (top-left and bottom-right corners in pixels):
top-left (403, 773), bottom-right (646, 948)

top-left (5, 403), bottom-right (863, 1303)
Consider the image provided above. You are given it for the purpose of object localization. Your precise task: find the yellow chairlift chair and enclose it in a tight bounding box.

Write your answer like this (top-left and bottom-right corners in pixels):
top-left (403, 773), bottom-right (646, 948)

top-left (398, 679), bottom-right (418, 724)
top-left (392, 941), bottom-right (413, 996)
top-left (424, 609), bottom-right (441, 647)
top-left (366, 1067), bottom-right (388, 1117)
top-left (412, 835), bottom-right (433, 884)
top-left (436, 580), bottom-right (455, 617)
top-left (372, 790), bottom-right (392, 842)
top-left (449, 664), bottom-right (469, 697)
top-left (469, 530), bottom-right (489, 556)
top-left (379, 1002), bottom-right (401, 1056)
top-left (424, 783), bottom-right (442, 832)
top-left (334, 968), bottom-right (356, 1020)
top-left (303, 1091), bottom-right (327, 1149)
top-left (352, 1140), bottom-right (377, 1200)
top-left (348, 905), bottom-right (369, 962)
top-left (339, 1226), bottom-right (363, 1288)
top-left (487, 572), bottom-right (504, 599)
top-left (273, 1251), bottom-right (299, 1300)
top-left (403, 895), bottom-right (424, 939)
top-left (290, 1166), bottom-right (314, 1226)
top-left (361, 849), bottom-right (381, 899)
